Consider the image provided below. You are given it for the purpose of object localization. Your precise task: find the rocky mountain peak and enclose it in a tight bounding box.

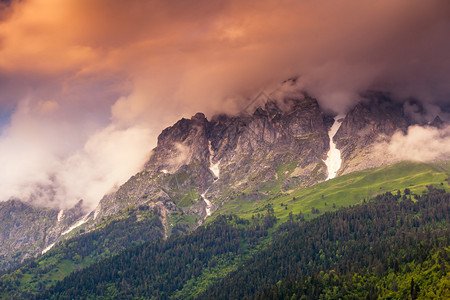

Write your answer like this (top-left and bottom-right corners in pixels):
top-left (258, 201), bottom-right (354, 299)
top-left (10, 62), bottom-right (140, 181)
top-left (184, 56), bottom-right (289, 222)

top-left (146, 112), bottom-right (211, 174)
top-left (93, 94), bottom-right (334, 233)
top-left (333, 91), bottom-right (410, 174)
top-left (191, 112), bottom-right (208, 122)
top-left (337, 92), bottom-right (408, 137)
top-left (0, 198), bottom-right (85, 269)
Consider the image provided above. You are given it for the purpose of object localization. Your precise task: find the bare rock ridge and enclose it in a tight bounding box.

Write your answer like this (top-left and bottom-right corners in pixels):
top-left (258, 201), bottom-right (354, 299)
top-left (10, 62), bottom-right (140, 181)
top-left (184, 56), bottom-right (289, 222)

top-left (334, 92), bottom-right (410, 174)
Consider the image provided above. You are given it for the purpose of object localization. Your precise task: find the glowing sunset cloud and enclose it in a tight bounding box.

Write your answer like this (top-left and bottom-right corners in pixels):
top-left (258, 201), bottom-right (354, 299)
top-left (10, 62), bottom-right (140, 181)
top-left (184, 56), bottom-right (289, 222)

top-left (0, 0), bottom-right (448, 209)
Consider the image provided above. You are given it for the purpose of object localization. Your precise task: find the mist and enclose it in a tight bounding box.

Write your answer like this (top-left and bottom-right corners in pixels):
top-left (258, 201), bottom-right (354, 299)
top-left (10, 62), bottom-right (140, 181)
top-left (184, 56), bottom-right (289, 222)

top-left (0, 102), bottom-right (153, 209)
top-left (0, 0), bottom-right (448, 209)
top-left (387, 125), bottom-right (450, 163)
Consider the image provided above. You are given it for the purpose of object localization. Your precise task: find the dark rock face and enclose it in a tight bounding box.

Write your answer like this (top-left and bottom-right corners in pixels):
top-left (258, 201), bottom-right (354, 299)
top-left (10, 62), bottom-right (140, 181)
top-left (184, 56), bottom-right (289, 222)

top-left (334, 92), bottom-right (410, 174)
top-left (205, 98), bottom-right (330, 200)
top-left (146, 112), bottom-right (211, 173)
top-left (94, 97), bottom-right (331, 232)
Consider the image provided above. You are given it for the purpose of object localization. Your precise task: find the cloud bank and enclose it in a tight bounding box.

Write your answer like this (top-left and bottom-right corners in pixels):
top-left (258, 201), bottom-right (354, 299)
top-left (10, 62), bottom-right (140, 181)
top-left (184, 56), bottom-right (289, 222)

top-left (0, 0), bottom-right (448, 209)
top-left (0, 99), bottom-right (153, 209)
top-left (387, 125), bottom-right (450, 162)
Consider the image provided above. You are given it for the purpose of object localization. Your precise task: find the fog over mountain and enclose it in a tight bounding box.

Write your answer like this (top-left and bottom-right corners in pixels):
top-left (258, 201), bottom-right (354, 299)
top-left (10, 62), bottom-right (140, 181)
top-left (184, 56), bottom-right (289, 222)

top-left (0, 0), bottom-right (449, 209)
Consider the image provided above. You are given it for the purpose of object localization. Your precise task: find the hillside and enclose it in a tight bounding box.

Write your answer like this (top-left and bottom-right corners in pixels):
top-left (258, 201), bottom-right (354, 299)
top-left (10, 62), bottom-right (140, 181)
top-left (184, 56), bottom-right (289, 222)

top-left (0, 160), bottom-right (448, 298)
top-left (34, 188), bottom-right (450, 299)
top-left (213, 160), bottom-right (450, 223)
top-left (202, 188), bottom-right (450, 300)
top-left (0, 208), bottom-right (163, 298)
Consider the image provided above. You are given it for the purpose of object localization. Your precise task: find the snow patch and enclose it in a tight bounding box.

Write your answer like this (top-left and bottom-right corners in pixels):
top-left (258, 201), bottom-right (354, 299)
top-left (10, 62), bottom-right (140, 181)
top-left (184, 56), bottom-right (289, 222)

top-left (210, 162), bottom-right (220, 179)
top-left (208, 141), bottom-right (220, 179)
top-left (200, 141), bottom-right (221, 217)
top-left (201, 193), bottom-right (212, 216)
top-left (161, 169), bottom-right (169, 174)
top-left (324, 115), bottom-right (345, 180)
top-left (62, 213), bottom-right (90, 236)
top-left (42, 242), bottom-right (56, 255)
top-left (57, 209), bottom-right (64, 222)
top-left (93, 205), bottom-right (101, 220)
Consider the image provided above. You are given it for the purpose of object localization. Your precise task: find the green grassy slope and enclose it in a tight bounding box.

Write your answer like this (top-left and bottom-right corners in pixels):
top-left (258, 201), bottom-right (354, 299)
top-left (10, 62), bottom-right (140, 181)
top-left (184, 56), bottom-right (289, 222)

top-left (213, 161), bottom-right (450, 223)
top-left (200, 190), bottom-right (450, 300)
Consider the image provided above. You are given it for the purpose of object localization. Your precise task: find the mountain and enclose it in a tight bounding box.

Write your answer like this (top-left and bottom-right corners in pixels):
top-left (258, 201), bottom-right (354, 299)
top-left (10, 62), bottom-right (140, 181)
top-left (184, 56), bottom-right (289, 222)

top-left (334, 91), bottom-right (410, 174)
top-left (1, 91), bottom-right (448, 271)
top-left (0, 89), bottom-right (449, 299)
top-left (93, 91), bottom-right (447, 233)
top-left (93, 96), bottom-right (332, 235)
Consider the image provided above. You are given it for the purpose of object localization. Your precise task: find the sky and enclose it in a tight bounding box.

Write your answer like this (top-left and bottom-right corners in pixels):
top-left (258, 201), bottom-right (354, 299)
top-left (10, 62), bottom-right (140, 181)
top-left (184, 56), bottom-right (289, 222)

top-left (0, 0), bottom-right (449, 210)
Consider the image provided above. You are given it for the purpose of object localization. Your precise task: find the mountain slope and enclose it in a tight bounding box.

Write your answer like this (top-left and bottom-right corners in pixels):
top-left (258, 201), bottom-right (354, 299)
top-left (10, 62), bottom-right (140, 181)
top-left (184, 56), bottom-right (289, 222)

top-left (200, 189), bottom-right (450, 299)
top-left (33, 189), bottom-right (450, 299)
top-left (0, 208), bottom-right (163, 298)
top-left (213, 160), bottom-right (449, 222)
top-left (1, 161), bottom-right (448, 298)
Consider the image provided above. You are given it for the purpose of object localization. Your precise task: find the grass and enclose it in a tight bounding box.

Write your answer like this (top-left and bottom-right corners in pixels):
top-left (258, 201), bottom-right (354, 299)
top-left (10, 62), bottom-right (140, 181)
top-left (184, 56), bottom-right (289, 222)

top-left (13, 255), bottom-right (95, 295)
top-left (212, 161), bottom-right (450, 223)
top-left (175, 189), bottom-right (200, 207)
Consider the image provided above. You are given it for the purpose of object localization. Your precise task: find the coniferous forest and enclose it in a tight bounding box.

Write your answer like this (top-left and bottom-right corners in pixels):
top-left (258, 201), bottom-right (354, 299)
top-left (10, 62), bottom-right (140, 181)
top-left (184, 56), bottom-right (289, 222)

top-left (27, 188), bottom-right (449, 299)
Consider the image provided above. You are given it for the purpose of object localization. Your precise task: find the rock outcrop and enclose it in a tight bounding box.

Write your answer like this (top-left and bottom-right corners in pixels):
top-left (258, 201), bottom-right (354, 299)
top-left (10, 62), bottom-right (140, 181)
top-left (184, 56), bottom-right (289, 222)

top-left (93, 96), bottom-right (331, 235)
top-left (334, 92), bottom-right (410, 174)
top-left (0, 200), bottom-right (84, 270)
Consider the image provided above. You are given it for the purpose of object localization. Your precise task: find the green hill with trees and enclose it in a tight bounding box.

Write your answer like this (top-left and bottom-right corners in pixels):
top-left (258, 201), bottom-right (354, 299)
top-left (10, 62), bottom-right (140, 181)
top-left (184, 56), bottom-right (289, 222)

top-left (0, 161), bottom-right (448, 299)
top-left (31, 188), bottom-right (450, 299)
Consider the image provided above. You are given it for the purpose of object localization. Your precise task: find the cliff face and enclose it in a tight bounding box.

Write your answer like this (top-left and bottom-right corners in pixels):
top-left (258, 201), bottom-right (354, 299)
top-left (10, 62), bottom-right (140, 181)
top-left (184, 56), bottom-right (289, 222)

top-left (204, 97), bottom-right (330, 205)
top-left (334, 92), bottom-right (411, 174)
top-left (93, 97), bottom-right (331, 234)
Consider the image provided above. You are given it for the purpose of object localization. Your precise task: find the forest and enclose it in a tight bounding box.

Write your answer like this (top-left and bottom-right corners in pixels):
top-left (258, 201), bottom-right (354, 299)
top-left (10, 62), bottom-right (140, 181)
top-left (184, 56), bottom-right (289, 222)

top-left (202, 188), bottom-right (449, 299)
top-left (27, 187), bottom-right (449, 299)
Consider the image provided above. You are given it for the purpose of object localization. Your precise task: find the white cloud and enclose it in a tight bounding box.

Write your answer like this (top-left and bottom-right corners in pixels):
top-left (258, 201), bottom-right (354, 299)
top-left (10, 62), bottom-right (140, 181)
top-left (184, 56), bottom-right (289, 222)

top-left (0, 100), bottom-right (153, 209)
top-left (387, 125), bottom-right (450, 162)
